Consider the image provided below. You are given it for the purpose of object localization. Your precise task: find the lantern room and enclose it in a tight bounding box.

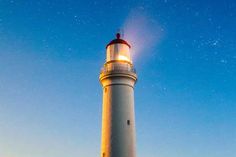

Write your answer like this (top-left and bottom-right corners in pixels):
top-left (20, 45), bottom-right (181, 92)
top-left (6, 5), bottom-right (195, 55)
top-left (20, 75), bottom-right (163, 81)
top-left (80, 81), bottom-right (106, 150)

top-left (106, 33), bottom-right (132, 63)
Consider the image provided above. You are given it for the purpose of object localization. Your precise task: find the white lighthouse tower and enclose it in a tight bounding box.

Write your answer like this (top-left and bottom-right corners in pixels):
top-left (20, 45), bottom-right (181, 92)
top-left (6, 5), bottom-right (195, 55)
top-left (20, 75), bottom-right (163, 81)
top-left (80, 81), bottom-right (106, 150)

top-left (99, 33), bottom-right (137, 157)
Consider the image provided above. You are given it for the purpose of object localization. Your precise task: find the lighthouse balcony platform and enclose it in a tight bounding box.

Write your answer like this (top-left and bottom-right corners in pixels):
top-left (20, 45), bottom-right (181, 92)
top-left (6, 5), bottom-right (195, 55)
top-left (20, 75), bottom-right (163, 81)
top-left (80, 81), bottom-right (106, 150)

top-left (100, 61), bottom-right (136, 74)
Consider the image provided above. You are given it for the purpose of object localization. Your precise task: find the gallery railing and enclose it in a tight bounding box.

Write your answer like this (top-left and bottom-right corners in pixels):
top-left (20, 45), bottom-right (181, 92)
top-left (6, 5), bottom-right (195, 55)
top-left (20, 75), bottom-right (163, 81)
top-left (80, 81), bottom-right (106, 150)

top-left (100, 62), bottom-right (136, 74)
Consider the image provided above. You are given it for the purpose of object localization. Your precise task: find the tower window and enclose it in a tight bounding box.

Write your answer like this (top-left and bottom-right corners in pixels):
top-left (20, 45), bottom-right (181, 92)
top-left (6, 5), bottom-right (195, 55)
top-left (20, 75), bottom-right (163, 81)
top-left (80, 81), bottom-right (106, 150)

top-left (105, 88), bottom-right (107, 93)
top-left (127, 120), bottom-right (130, 125)
top-left (103, 153), bottom-right (105, 157)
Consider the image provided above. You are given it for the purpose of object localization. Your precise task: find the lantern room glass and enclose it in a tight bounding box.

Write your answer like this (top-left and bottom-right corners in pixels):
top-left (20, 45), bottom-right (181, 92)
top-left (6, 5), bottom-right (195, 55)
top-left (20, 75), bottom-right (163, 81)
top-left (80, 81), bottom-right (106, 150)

top-left (106, 43), bottom-right (131, 63)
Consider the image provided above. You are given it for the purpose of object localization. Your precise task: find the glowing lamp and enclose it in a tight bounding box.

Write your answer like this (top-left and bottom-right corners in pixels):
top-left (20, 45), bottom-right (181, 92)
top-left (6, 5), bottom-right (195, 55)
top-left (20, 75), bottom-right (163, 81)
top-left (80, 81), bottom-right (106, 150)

top-left (118, 55), bottom-right (129, 61)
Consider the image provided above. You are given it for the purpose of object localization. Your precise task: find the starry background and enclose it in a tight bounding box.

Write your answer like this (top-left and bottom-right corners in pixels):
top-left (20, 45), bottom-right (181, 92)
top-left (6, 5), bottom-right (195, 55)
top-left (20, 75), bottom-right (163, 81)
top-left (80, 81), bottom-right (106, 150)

top-left (0, 0), bottom-right (235, 157)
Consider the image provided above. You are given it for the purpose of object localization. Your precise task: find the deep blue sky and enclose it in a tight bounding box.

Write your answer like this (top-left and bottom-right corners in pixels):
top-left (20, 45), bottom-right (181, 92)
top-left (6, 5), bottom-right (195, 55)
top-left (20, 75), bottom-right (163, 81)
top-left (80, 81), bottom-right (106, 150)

top-left (0, 0), bottom-right (235, 157)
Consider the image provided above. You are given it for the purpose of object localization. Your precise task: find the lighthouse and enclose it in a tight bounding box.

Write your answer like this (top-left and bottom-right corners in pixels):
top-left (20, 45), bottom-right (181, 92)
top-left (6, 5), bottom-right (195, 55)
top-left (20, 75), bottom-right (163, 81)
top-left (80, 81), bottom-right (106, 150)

top-left (99, 33), bottom-right (137, 157)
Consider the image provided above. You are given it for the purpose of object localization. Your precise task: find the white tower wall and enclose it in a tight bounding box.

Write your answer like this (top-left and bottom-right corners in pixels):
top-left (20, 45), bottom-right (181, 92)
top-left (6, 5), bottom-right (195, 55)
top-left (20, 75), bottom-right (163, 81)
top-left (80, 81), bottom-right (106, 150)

top-left (100, 73), bottom-right (136, 157)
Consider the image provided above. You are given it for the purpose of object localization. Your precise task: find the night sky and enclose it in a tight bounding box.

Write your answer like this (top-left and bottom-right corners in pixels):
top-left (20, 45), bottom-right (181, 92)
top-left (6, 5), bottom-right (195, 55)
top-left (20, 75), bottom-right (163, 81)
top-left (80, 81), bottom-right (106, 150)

top-left (0, 0), bottom-right (235, 157)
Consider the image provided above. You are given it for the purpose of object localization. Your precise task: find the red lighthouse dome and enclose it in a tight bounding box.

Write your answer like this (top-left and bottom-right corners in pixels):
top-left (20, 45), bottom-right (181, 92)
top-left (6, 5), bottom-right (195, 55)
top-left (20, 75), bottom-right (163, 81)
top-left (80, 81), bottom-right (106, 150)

top-left (106, 33), bottom-right (131, 49)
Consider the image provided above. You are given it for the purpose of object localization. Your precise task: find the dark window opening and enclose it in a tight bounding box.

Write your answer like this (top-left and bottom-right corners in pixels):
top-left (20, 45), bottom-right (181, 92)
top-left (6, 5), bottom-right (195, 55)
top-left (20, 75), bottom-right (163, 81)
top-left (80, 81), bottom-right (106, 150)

top-left (103, 153), bottom-right (105, 157)
top-left (105, 88), bottom-right (107, 93)
top-left (127, 120), bottom-right (130, 125)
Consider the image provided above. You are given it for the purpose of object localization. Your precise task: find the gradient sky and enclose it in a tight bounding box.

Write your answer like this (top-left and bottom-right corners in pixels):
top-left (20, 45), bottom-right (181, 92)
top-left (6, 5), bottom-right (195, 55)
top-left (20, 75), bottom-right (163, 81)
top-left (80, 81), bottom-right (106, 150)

top-left (0, 0), bottom-right (236, 157)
